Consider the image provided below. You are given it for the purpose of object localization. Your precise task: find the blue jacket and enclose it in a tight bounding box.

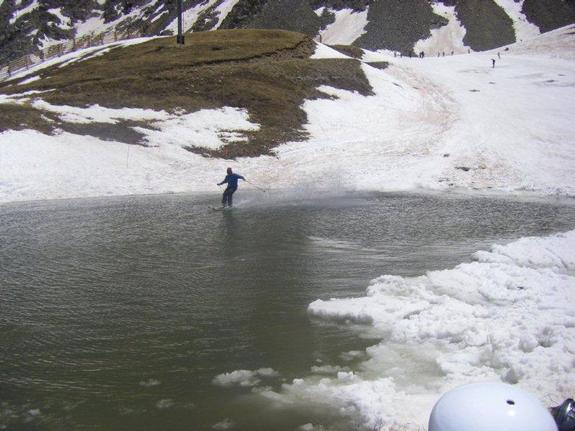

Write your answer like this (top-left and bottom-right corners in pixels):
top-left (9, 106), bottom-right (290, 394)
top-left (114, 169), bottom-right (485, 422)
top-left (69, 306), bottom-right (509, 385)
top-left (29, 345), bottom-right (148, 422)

top-left (219, 173), bottom-right (245, 188)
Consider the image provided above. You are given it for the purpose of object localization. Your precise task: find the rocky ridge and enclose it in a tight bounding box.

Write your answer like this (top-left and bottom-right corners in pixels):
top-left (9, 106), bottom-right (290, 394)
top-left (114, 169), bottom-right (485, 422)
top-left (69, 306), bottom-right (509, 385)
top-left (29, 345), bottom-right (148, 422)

top-left (1, 0), bottom-right (574, 64)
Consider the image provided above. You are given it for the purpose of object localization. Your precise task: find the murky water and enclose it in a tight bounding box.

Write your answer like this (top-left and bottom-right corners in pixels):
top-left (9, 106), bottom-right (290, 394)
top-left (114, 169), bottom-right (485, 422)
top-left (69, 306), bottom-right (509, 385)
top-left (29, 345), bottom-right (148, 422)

top-left (1, 192), bottom-right (574, 431)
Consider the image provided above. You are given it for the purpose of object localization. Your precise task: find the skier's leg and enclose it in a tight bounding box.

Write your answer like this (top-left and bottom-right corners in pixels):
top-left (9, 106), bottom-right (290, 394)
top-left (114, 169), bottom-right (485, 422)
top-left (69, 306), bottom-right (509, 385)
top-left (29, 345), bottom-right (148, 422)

top-left (229, 188), bottom-right (236, 207)
top-left (222, 188), bottom-right (231, 207)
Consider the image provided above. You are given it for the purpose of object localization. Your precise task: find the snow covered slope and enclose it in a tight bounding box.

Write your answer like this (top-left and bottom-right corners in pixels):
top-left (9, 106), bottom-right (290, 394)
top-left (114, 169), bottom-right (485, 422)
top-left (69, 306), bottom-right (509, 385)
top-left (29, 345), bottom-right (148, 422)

top-left (3, 25), bottom-right (574, 203)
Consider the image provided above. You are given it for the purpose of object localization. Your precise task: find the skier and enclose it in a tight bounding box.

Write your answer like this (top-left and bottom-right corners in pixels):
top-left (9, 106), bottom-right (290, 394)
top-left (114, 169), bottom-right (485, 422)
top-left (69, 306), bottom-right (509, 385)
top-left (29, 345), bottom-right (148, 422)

top-left (217, 168), bottom-right (245, 208)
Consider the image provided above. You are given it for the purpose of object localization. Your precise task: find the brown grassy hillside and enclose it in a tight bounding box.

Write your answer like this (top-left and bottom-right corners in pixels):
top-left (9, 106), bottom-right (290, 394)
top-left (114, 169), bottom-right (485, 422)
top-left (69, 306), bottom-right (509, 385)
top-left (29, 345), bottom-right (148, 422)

top-left (0, 30), bottom-right (372, 158)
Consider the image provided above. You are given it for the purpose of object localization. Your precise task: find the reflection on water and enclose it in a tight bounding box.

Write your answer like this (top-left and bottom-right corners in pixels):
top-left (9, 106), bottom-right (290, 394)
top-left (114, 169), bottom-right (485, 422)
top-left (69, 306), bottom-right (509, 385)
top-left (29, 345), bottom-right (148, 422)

top-left (1, 192), bottom-right (574, 430)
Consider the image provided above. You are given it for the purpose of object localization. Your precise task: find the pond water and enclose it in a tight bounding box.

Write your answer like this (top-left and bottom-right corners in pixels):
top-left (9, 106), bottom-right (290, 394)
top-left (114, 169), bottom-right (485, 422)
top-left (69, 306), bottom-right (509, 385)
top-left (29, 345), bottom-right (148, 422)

top-left (1, 191), bottom-right (574, 431)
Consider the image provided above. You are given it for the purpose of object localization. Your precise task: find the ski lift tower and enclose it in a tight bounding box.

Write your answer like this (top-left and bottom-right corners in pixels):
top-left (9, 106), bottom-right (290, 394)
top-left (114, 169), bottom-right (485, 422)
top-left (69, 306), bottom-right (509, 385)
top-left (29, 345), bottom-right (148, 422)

top-left (176, 0), bottom-right (185, 45)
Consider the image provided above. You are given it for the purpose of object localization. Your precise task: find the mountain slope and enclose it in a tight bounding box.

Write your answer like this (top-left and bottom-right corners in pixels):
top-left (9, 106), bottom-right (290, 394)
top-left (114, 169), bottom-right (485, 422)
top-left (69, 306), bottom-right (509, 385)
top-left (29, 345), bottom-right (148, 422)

top-left (0, 25), bottom-right (574, 203)
top-left (2, 0), bottom-right (575, 64)
top-left (0, 29), bottom-right (371, 158)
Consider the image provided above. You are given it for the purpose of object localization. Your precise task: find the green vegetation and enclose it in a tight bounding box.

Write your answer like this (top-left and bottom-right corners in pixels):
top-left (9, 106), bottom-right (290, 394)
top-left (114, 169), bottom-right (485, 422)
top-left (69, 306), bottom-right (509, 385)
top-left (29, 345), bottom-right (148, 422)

top-left (0, 29), bottom-right (372, 158)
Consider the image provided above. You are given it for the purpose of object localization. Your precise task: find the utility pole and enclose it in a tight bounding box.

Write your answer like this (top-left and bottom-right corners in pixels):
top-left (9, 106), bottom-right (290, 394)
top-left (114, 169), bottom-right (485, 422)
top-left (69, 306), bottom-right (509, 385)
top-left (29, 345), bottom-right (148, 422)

top-left (177, 0), bottom-right (185, 45)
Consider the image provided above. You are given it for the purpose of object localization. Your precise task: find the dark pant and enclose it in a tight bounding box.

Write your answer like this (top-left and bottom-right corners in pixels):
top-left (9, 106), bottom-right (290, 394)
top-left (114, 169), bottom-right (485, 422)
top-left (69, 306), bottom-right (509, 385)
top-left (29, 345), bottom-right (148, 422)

top-left (222, 186), bottom-right (237, 207)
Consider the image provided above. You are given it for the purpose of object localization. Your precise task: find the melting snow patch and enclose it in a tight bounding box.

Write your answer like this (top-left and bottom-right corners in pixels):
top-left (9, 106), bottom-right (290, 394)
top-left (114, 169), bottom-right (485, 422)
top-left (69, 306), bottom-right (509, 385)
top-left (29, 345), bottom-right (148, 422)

top-left (136, 107), bottom-right (260, 151)
top-left (318, 8), bottom-right (369, 45)
top-left (18, 76), bottom-right (41, 85)
top-left (24, 102), bottom-right (258, 151)
top-left (47, 8), bottom-right (72, 30)
top-left (414, 4), bottom-right (469, 56)
top-left (9, 2), bottom-right (40, 24)
top-left (212, 368), bottom-right (279, 388)
top-left (492, 0), bottom-right (540, 41)
top-left (165, 0), bottom-right (220, 33)
top-left (31, 100), bottom-right (171, 124)
top-left (311, 43), bottom-right (350, 59)
top-left (213, 0), bottom-right (242, 28)
top-left (256, 230), bottom-right (575, 430)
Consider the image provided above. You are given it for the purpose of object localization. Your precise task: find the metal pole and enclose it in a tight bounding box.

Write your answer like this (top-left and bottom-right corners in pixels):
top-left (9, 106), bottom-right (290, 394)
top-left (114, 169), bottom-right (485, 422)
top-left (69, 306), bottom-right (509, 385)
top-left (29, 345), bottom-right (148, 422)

top-left (177, 0), bottom-right (185, 45)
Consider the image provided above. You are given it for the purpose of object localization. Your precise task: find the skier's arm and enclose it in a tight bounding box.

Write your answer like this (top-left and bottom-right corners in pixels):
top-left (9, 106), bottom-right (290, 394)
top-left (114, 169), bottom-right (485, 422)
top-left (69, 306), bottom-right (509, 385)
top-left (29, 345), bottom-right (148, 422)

top-left (239, 175), bottom-right (246, 181)
top-left (217, 176), bottom-right (229, 186)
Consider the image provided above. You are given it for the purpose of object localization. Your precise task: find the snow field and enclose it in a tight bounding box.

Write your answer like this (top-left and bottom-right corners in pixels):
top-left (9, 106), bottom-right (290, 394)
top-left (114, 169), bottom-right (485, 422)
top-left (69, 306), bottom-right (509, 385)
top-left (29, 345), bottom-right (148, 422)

top-left (1, 27), bottom-right (575, 203)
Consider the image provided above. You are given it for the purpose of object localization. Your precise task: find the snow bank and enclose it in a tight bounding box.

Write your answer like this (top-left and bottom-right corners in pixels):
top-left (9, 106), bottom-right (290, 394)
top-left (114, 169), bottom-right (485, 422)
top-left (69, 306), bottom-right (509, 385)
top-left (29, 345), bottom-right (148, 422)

top-left (0, 96), bottom-right (263, 203)
top-left (255, 230), bottom-right (575, 429)
top-left (0, 129), bottom-right (231, 203)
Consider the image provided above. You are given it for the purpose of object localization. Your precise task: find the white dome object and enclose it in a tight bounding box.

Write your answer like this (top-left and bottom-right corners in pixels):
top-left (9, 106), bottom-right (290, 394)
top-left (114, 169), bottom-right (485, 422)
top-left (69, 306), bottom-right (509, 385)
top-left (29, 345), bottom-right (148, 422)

top-left (429, 382), bottom-right (558, 431)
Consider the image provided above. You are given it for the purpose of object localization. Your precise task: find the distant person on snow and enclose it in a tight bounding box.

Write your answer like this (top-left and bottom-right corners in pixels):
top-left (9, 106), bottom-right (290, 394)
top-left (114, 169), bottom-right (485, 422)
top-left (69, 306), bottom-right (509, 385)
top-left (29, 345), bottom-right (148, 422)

top-left (492, 58), bottom-right (496, 68)
top-left (218, 168), bottom-right (245, 208)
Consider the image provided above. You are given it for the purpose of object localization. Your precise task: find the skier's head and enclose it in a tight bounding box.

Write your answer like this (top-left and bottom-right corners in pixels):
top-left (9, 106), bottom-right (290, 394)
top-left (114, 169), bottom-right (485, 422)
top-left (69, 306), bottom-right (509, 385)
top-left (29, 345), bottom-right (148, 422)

top-left (227, 167), bottom-right (232, 175)
top-left (428, 382), bottom-right (558, 431)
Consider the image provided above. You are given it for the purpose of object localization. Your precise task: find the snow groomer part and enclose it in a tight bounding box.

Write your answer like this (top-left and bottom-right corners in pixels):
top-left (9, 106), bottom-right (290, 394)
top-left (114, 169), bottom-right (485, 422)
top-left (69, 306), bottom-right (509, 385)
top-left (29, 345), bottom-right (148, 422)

top-left (428, 382), bottom-right (558, 431)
